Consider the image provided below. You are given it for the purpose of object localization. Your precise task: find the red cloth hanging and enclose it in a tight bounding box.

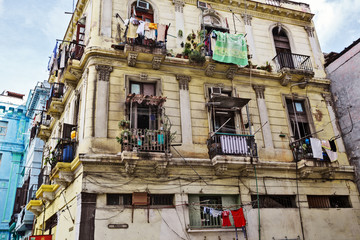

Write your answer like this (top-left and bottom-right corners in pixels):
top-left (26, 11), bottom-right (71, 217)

top-left (231, 208), bottom-right (246, 227)
top-left (222, 210), bottom-right (232, 227)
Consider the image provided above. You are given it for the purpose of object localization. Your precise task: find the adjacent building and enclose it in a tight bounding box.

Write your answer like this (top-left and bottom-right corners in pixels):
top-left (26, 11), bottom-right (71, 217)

top-left (10, 82), bottom-right (50, 240)
top-left (325, 38), bottom-right (360, 193)
top-left (0, 91), bottom-right (28, 240)
top-left (26, 0), bottom-right (360, 239)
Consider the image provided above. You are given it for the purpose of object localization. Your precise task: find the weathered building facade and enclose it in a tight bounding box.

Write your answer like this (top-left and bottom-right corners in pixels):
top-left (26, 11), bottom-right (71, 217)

top-left (11, 82), bottom-right (50, 240)
top-left (0, 92), bottom-right (28, 240)
top-left (27, 0), bottom-right (360, 239)
top-left (325, 38), bottom-right (360, 193)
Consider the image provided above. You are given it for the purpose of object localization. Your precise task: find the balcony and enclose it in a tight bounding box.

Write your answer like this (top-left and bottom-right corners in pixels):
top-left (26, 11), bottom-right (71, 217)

top-left (208, 133), bottom-right (257, 159)
top-left (207, 133), bottom-right (257, 174)
top-left (121, 128), bottom-right (170, 153)
top-left (272, 52), bottom-right (313, 72)
top-left (47, 83), bottom-right (65, 119)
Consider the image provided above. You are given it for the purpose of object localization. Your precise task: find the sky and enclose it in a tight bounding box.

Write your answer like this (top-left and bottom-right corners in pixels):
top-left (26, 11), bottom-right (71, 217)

top-left (0, 0), bottom-right (359, 97)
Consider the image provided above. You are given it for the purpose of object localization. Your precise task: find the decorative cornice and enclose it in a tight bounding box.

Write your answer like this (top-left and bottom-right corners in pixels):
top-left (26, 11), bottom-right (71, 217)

top-left (176, 75), bottom-right (191, 90)
top-left (241, 13), bottom-right (252, 26)
top-left (252, 85), bottom-right (265, 99)
top-left (95, 65), bottom-right (113, 82)
top-left (140, 73), bottom-right (148, 81)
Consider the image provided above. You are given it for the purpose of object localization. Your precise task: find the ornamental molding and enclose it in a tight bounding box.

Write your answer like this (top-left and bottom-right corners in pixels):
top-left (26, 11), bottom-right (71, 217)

top-left (152, 56), bottom-right (163, 70)
top-left (173, 0), bottom-right (185, 13)
top-left (304, 26), bottom-right (315, 37)
top-left (140, 73), bottom-right (148, 81)
top-left (280, 73), bottom-right (292, 86)
top-left (321, 93), bottom-right (333, 107)
top-left (127, 52), bottom-right (138, 67)
top-left (252, 85), bottom-right (265, 99)
top-left (95, 65), bottom-right (113, 82)
top-left (241, 13), bottom-right (252, 26)
top-left (205, 63), bottom-right (216, 77)
top-left (226, 66), bottom-right (238, 80)
top-left (184, 0), bottom-right (313, 25)
top-left (176, 75), bottom-right (191, 90)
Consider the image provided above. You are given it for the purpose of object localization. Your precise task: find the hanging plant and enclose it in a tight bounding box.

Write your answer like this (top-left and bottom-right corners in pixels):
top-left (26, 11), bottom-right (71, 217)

top-left (178, 30), bottom-right (183, 37)
top-left (187, 34), bottom-right (192, 41)
top-left (180, 42), bottom-right (184, 48)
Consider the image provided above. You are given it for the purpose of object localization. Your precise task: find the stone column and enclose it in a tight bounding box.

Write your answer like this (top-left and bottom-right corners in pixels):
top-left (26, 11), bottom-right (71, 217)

top-left (241, 14), bottom-right (256, 61)
top-left (253, 85), bottom-right (274, 149)
top-left (176, 75), bottom-right (193, 145)
top-left (100, 0), bottom-right (112, 37)
top-left (173, 0), bottom-right (185, 51)
top-left (304, 26), bottom-right (323, 70)
top-left (94, 65), bottom-right (112, 138)
top-left (322, 94), bottom-right (346, 152)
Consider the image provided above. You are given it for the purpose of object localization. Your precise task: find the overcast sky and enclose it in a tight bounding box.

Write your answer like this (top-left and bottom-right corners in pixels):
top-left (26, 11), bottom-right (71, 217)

top-left (0, 0), bottom-right (359, 97)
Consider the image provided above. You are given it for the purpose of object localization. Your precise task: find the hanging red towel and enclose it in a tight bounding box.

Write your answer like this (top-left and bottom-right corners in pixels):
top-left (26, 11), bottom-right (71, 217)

top-left (231, 208), bottom-right (246, 227)
top-left (222, 210), bottom-right (232, 227)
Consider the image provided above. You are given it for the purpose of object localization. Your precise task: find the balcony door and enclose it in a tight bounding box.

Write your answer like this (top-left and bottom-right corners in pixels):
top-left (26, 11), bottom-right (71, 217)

top-left (273, 26), bottom-right (294, 69)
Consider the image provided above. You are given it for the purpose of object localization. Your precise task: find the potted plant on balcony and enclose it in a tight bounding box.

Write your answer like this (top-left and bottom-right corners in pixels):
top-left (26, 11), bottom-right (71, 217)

top-left (119, 119), bottom-right (130, 128)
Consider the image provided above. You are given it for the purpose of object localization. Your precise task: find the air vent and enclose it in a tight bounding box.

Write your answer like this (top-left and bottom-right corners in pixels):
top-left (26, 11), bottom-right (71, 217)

top-left (137, 0), bottom-right (150, 10)
top-left (198, 1), bottom-right (208, 9)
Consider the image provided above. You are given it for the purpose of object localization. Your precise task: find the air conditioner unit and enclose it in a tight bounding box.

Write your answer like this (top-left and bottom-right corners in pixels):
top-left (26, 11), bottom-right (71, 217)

top-left (137, 0), bottom-right (150, 10)
top-left (198, 1), bottom-right (208, 9)
top-left (211, 87), bottom-right (222, 95)
top-left (132, 192), bottom-right (149, 206)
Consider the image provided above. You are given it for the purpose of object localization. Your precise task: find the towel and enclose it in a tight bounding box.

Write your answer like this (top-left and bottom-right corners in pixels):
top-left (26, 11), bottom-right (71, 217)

top-left (310, 138), bottom-right (322, 159)
top-left (212, 30), bottom-right (248, 66)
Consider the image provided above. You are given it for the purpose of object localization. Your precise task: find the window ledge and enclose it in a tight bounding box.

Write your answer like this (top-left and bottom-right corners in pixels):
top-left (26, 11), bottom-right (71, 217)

top-left (187, 228), bottom-right (240, 233)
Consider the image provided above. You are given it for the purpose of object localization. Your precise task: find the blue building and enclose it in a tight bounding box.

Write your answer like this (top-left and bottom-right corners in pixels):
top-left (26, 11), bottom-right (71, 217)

top-left (9, 82), bottom-right (50, 240)
top-left (0, 91), bottom-right (29, 240)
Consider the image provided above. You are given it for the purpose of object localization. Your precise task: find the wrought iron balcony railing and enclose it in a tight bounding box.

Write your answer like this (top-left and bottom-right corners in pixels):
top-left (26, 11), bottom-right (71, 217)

top-left (272, 52), bottom-right (313, 72)
top-left (46, 82), bottom-right (65, 110)
top-left (207, 133), bottom-right (257, 159)
top-left (38, 167), bottom-right (50, 187)
top-left (121, 128), bottom-right (170, 153)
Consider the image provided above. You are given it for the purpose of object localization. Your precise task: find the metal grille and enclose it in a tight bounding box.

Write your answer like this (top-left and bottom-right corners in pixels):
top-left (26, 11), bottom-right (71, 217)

top-left (199, 196), bottom-right (222, 227)
top-left (307, 195), bottom-right (351, 208)
top-left (252, 195), bottom-right (297, 208)
top-left (150, 194), bottom-right (174, 206)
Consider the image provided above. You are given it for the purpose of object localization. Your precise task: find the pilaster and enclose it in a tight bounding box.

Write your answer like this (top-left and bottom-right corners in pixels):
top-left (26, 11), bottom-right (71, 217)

top-left (304, 26), bottom-right (323, 70)
top-left (252, 85), bottom-right (274, 149)
top-left (241, 13), bottom-right (256, 61)
top-left (95, 65), bottom-right (113, 138)
top-left (173, 0), bottom-right (185, 50)
top-left (176, 75), bottom-right (193, 145)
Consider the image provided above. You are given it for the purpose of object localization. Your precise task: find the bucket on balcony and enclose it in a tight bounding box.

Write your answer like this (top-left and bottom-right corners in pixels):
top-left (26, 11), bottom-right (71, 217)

top-left (157, 134), bottom-right (164, 144)
top-left (63, 145), bottom-right (74, 162)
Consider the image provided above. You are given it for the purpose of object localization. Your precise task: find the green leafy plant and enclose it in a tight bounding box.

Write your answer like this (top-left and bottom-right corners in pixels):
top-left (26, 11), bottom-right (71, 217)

top-left (116, 129), bottom-right (132, 144)
top-left (189, 49), bottom-right (205, 64)
top-left (178, 30), bottom-right (183, 37)
top-left (119, 119), bottom-right (130, 128)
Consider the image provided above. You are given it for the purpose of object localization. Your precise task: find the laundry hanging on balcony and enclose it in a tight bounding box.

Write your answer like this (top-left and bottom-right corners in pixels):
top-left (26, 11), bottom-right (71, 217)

top-left (212, 30), bottom-right (248, 66)
top-left (126, 93), bottom-right (167, 107)
top-left (124, 18), bottom-right (169, 42)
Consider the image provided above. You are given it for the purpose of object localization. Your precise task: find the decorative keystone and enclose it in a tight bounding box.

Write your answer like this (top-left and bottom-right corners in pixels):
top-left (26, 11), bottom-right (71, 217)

top-left (125, 161), bottom-right (136, 175)
top-left (214, 164), bottom-right (227, 176)
top-left (280, 73), bottom-right (292, 86)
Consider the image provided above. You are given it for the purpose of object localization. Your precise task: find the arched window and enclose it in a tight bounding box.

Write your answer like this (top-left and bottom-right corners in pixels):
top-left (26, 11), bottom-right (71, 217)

top-left (131, 1), bottom-right (154, 23)
top-left (272, 26), bottom-right (293, 68)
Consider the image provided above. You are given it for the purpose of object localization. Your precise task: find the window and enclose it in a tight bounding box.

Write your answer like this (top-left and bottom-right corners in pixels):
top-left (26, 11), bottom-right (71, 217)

top-left (45, 213), bottom-right (57, 232)
top-left (286, 98), bottom-right (311, 140)
top-left (0, 121), bottom-right (8, 136)
top-left (107, 194), bottom-right (132, 206)
top-left (128, 81), bottom-right (160, 130)
top-left (307, 195), bottom-right (351, 208)
top-left (106, 194), bottom-right (173, 207)
top-left (251, 195), bottom-right (297, 208)
top-left (188, 195), bottom-right (238, 228)
top-left (131, 1), bottom-right (154, 22)
top-left (273, 26), bottom-right (294, 68)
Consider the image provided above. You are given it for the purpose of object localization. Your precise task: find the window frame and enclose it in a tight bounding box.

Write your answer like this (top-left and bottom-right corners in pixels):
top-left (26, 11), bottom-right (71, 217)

top-left (125, 75), bottom-right (162, 130)
top-left (0, 121), bottom-right (8, 136)
top-left (205, 84), bottom-right (248, 135)
top-left (128, 1), bottom-right (157, 23)
top-left (188, 194), bottom-right (239, 229)
top-left (282, 94), bottom-right (316, 141)
top-left (307, 195), bottom-right (352, 208)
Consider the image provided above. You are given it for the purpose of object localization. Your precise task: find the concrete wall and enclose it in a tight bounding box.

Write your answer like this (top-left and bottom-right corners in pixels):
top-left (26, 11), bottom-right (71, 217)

top-left (327, 42), bottom-right (360, 191)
